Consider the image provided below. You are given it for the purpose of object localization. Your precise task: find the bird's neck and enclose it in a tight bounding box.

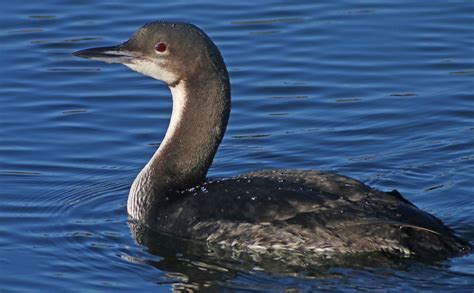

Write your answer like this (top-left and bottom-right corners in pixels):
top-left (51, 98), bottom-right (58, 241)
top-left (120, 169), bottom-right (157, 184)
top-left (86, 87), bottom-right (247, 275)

top-left (128, 68), bottom-right (230, 221)
top-left (150, 76), bottom-right (230, 186)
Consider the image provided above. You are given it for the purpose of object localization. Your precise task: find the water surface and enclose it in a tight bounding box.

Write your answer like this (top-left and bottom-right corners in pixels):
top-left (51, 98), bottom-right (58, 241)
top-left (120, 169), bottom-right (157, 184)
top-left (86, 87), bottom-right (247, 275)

top-left (1, 0), bottom-right (473, 291)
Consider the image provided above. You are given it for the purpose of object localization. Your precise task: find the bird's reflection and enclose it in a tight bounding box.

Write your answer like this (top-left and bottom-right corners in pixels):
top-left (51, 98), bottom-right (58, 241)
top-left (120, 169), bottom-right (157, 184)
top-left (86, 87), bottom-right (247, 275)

top-left (128, 221), bottom-right (444, 290)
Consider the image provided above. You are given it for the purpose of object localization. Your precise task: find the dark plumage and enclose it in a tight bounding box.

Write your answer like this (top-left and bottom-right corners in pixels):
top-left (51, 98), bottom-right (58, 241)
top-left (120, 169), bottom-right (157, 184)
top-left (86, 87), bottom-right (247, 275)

top-left (74, 21), bottom-right (471, 259)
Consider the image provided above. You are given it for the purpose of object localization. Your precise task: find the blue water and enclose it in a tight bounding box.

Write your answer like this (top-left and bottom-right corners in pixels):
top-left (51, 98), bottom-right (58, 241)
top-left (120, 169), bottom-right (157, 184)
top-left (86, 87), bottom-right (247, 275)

top-left (1, 0), bottom-right (473, 291)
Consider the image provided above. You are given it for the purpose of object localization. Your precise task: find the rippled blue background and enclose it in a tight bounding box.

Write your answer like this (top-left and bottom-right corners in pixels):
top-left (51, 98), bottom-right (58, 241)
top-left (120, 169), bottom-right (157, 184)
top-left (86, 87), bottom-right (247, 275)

top-left (1, 0), bottom-right (473, 291)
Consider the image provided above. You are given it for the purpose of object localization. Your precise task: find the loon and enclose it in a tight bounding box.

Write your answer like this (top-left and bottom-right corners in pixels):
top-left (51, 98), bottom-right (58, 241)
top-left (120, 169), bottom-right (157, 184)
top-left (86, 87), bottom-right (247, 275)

top-left (74, 21), bottom-right (471, 259)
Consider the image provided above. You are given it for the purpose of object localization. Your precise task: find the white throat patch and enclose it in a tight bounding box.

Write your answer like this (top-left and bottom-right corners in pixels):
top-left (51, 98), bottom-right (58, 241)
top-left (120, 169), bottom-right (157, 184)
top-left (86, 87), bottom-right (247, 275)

top-left (125, 59), bottom-right (178, 85)
top-left (127, 81), bottom-right (188, 219)
top-left (148, 81), bottom-right (188, 164)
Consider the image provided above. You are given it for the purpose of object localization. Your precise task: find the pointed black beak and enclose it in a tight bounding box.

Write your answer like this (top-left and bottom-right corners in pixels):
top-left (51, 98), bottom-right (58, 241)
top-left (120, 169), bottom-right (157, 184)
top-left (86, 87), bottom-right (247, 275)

top-left (73, 45), bottom-right (135, 64)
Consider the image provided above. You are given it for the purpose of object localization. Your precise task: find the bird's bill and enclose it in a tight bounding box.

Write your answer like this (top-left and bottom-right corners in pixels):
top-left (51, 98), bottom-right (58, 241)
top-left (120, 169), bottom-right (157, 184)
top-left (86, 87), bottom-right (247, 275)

top-left (73, 45), bottom-right (134, 64)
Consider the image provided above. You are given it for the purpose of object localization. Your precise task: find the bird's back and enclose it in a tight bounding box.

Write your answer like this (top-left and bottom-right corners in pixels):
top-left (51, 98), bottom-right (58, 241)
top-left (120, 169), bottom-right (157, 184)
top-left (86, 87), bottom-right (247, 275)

top-left (148, 170), bottom-right (471, 259)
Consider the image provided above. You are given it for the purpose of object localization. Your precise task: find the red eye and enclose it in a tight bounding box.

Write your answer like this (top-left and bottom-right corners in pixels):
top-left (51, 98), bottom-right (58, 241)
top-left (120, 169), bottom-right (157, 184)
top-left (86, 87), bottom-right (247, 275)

top-left (154, 42), bottom-right (167, 52)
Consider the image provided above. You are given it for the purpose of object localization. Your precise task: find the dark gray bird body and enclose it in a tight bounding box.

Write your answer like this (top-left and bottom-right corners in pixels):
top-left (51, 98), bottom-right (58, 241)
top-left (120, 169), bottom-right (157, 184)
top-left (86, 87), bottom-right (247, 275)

top-left (74, 21), bottom-right (471, 259)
